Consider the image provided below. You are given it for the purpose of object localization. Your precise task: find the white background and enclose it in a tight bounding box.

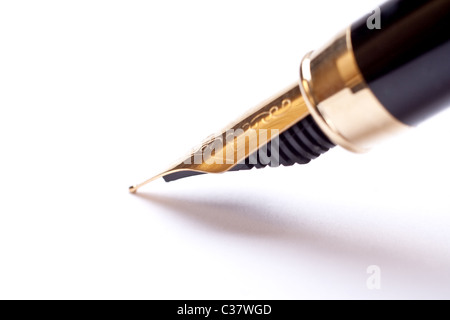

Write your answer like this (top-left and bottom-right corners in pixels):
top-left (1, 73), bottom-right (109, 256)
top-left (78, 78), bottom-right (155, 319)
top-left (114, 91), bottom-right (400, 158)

top-left (1, 0), bottom-right (450, 299)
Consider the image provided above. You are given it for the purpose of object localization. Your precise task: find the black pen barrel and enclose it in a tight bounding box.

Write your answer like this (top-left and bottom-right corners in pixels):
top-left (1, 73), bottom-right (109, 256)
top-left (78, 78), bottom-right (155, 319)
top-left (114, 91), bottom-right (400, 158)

top-left (299, 0), bottom-right (450, 153)
top-left (351, 0), bottom-right (450, 126)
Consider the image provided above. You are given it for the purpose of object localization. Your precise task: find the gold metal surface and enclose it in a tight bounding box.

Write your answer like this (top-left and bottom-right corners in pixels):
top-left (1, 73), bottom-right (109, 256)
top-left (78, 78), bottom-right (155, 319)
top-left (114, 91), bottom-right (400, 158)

top-left (299, 28), bottom-right (410, 153)
top-left (130, 83), bottom-right (309, 193)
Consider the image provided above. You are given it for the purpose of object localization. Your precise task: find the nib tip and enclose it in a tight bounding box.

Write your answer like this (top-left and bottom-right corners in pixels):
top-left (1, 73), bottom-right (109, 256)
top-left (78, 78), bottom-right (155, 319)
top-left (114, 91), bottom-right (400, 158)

top-left (129, 185), bottom-right (138, 193)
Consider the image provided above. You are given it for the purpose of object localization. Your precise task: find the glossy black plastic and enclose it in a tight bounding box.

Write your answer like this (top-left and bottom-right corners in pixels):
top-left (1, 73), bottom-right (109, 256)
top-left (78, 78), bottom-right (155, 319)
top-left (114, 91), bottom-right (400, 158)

top-left (351, 0), bottom-right (450, 125)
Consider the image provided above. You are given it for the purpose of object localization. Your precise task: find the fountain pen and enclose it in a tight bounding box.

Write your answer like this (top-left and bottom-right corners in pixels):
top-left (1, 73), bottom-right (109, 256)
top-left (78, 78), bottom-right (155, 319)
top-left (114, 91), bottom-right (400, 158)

top-left (130, 0), bottom-right (450, 193)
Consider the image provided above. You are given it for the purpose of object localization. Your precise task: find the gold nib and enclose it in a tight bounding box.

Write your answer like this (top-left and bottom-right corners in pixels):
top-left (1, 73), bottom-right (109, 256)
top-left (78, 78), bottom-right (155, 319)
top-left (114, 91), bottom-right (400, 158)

top-left (129, 172), bottom-right (172, 194)
top-left (129, 82), bottom-right (309, 193)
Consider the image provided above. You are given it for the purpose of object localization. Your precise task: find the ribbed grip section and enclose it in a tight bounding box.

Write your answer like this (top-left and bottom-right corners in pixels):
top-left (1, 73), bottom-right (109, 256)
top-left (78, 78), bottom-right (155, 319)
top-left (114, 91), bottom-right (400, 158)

top-left (229, 115), bottom-right (335, 172)
top-left (163, 115), bottom-right (335, 182)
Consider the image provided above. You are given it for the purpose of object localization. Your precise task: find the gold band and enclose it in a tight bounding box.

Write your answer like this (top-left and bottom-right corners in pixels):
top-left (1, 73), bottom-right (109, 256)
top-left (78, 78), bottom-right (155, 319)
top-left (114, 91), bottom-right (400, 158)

top-left (299, 27), bottom-right (410, 153)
